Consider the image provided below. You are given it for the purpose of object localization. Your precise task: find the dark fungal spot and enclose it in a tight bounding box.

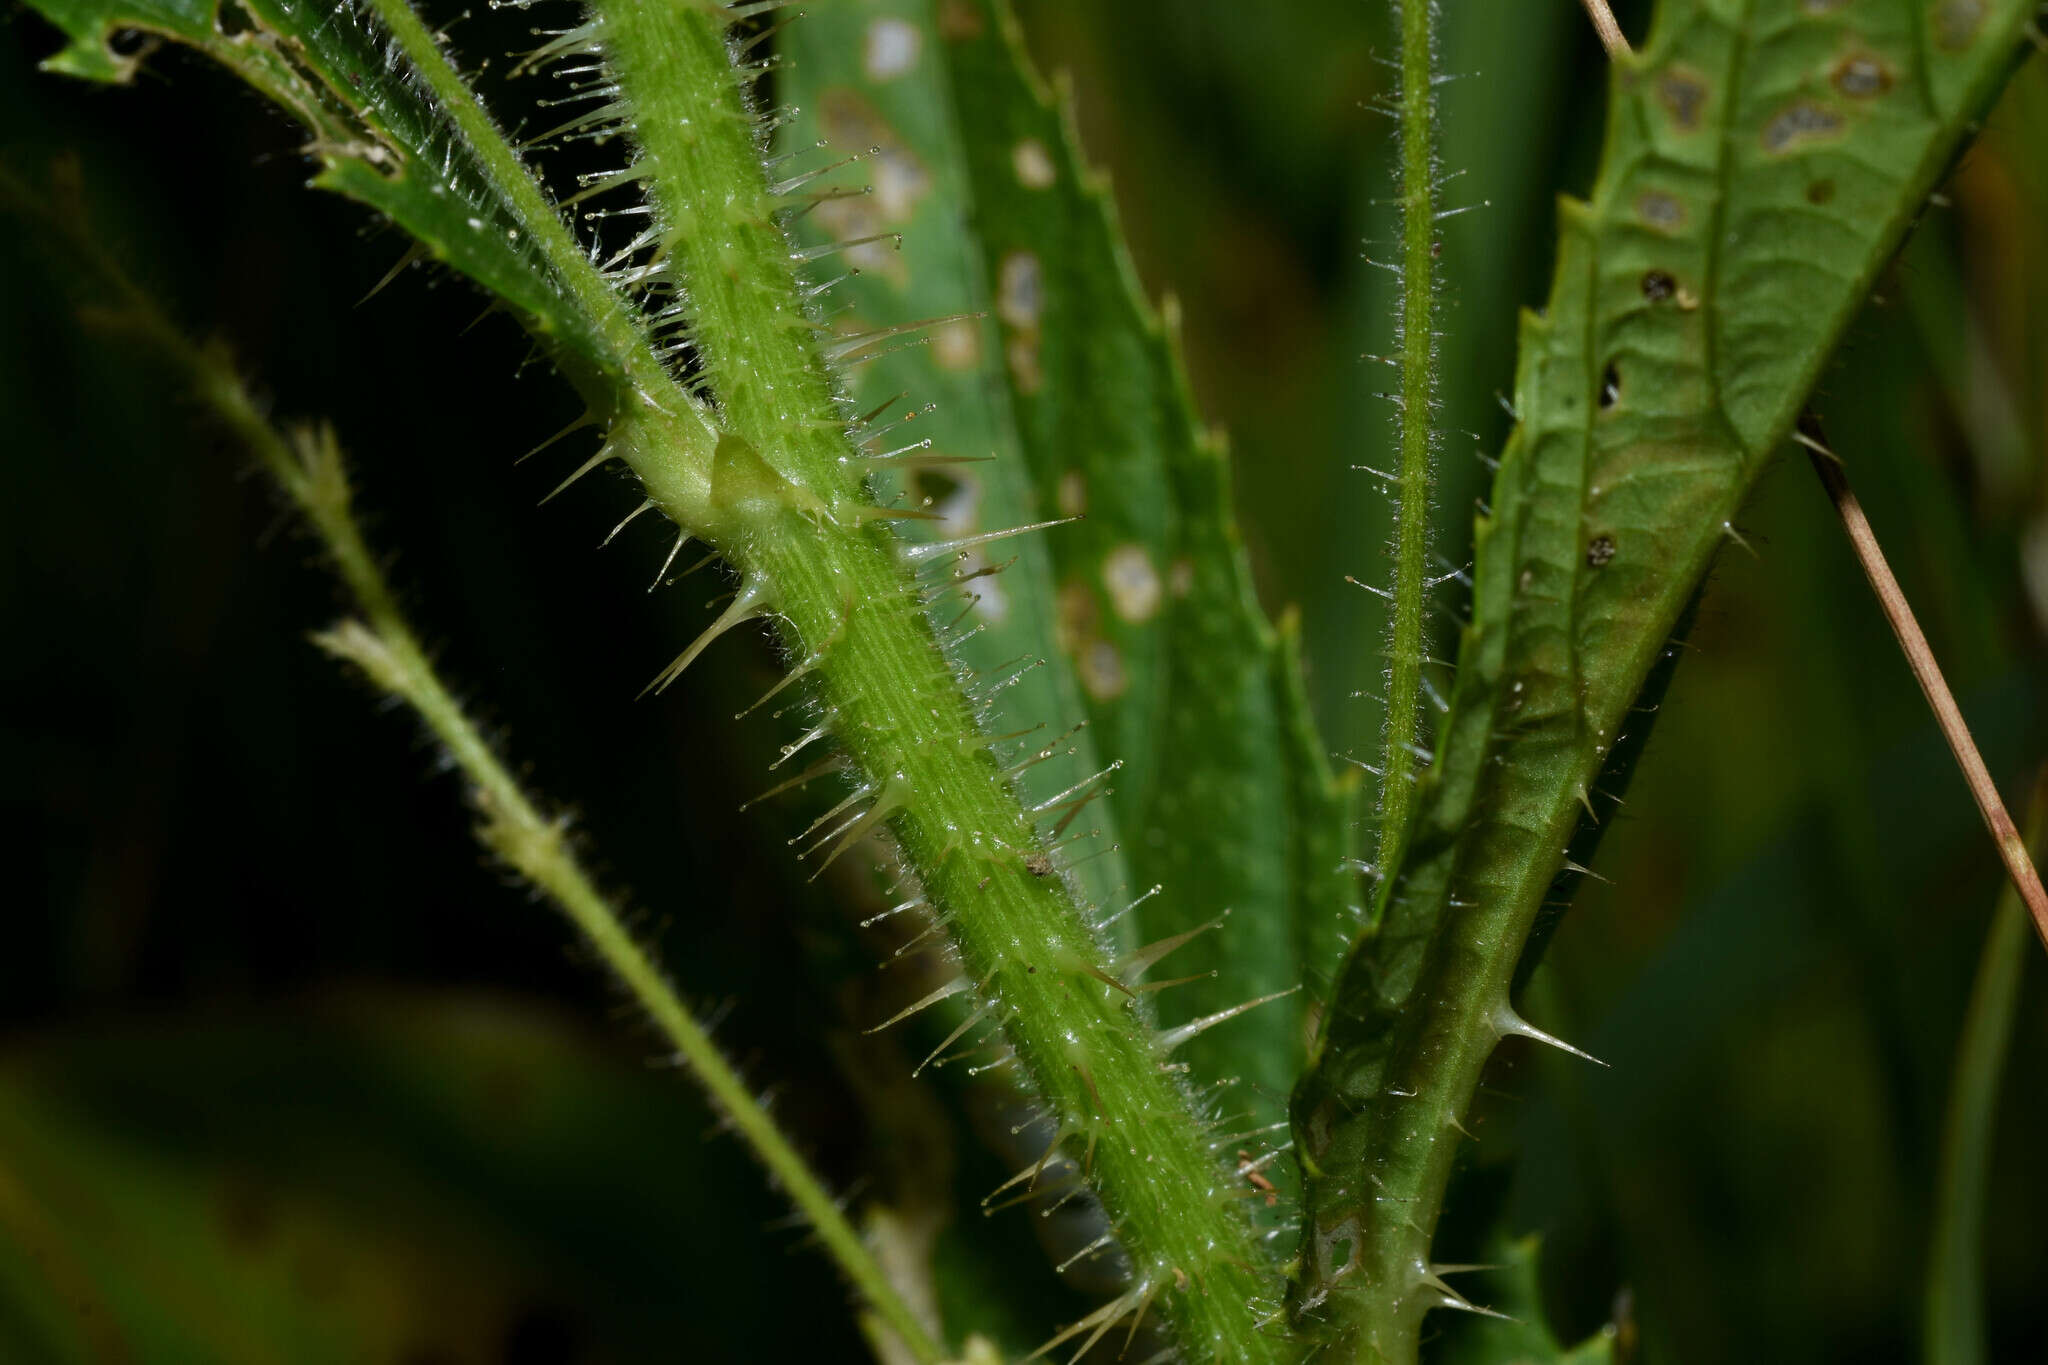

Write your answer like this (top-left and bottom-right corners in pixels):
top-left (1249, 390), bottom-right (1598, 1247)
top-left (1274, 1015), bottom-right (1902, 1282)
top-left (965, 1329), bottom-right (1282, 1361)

top-left (1833, 54), bottom-right (1892, 98)
top-left (1656, 70), bottom-right (1708, 130)
top-left (1586, 535), bottom-right (1618, 568)
top-left (1636, 191), bottom-right (1685, 230)
top-left (1934, 0), bottom-right (1989, 49)
top-left (1807, 178), bottom-right (1837, 205)
top-left (1600, 363), bottom-right (1621, 410)
top-left (1641, 269), bottom-right (1677, 302)
top-left (1761, 100), bottom-right (1846, 154)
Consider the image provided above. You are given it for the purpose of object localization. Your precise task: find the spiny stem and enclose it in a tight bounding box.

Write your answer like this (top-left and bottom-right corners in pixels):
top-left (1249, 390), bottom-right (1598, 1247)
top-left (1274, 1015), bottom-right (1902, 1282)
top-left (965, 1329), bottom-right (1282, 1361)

top-left (1925, 768), bottom-right (2044, 1365)
top-left (1798, 428), bottom-right (2048, 954)
top-left (1376, 0), bottom-right (1439, 884)
top-left (94, 278), bottom-right (948, 1365)
top-left (576, 2), bottom-right (1280, 1354)
top-left (312, 562), bottom-right (950, 1365)
top-left (358, 0), bottom-right (720, 526)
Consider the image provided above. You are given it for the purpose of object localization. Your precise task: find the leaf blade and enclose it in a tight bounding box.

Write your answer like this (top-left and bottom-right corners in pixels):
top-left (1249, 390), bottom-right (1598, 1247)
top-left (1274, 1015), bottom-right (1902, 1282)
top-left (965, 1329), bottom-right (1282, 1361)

top-left (1293, 0), bottom-right (2042, 1350)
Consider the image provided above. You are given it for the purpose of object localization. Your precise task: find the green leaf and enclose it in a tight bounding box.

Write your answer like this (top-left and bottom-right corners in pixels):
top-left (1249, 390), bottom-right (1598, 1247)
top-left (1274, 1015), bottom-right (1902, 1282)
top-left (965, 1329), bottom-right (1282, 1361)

top-left (1293, 0), bottom-right (2040, 1353)
top-left (780, 0), bottom-right (1356, 1148)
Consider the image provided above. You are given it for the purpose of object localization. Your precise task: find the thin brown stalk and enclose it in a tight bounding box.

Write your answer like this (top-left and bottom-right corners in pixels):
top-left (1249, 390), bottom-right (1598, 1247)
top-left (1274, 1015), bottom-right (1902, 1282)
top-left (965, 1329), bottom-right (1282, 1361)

top-left (1578, 0), bottom-right (1633, 57)
top-left (1798, 426), bottom-right (2048, 957)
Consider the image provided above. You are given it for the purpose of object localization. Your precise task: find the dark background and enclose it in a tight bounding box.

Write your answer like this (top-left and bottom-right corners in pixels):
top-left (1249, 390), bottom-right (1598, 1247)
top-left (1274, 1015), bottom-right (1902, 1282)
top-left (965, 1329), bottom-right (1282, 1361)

top-left (3, 0), bottom-right (2046, 1360)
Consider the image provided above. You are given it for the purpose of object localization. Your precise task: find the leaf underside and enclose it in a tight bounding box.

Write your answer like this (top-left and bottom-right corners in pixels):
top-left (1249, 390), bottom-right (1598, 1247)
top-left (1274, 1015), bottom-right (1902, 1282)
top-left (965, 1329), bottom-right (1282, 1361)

top-left (1293, 0), bottom-right (2038, 1348)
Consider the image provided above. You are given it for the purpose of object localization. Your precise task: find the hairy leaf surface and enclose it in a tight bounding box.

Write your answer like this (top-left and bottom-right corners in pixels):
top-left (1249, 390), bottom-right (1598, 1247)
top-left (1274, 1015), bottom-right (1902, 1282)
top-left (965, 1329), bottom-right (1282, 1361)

top-left (1292, 0), bottom-right (2040, 1351)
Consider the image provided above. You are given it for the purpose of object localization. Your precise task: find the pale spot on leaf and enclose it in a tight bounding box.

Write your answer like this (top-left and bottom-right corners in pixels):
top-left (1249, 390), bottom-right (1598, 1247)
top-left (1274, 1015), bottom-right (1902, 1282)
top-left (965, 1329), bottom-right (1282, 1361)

top-left (1012, 138), bottom-right (1056, 189)
top-left (1078, 639), bottom-right (1126, 700)
top-left (1057, 470), bottom-right (1087, 518)
top-left (931, 318), bottom-right (981, 371)
top-left (1636, 191), bottom-right (1685, 230)
top-left (1760, 100), bottom-right (1846, 154)
top-left (1103, 544), bottom-right (1162, 624)
top-left (997, 251), bottom-right (1042, 328)
top-left (863, 18), bottom-right (921, 81)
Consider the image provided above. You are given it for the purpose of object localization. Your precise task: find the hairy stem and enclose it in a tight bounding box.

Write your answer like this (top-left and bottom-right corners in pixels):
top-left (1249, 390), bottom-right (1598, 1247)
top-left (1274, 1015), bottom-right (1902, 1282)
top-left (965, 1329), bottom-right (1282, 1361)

top-left (1925, 770), bottom-right (2045, 1365)
top-left (1290, 3), bottom-right (2042, 1359)
top-left (563, 2), bottom-right (1281, 1355)
top-left (357, 0), bottom-right (720, 527)
top-left (78, 245), bottom-right (947, 1362)
top-left (1376, 0), bottom-right (1440, 881)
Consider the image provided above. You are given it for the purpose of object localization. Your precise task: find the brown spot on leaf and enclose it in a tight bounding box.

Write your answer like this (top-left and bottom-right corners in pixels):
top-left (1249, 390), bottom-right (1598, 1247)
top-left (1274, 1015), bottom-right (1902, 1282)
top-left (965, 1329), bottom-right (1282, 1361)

top-left (998, 252), bottom-right (1043, 392)
top-left (938, 0), bottom-right (984, 40)
top-left (1078, 640), bottom-right (1126, 700)
top-left (1934, 0), bottom-right (1989, 49)
top-left (1636, 191), bottom-right (1686, 231)
top-left (1586, 534), bottom-right (1618, 568)
top-left (1641, 269), bottom-right (1677, 302)
top-left (1656, 69), bottom-right (1708, 130)
top-left (997, 251), bottom-right (1042, 328)
top-left (1761, 100), bottom-right (1846, 153)
top-left (815, 91), bottom-right (929, 289)
top-left (1055, 579), bottom-right (1097, 653)
top-left (1806, 178), bottom-right (1837, 205)
top-left (1832, 54), bottom-right (1892, 98)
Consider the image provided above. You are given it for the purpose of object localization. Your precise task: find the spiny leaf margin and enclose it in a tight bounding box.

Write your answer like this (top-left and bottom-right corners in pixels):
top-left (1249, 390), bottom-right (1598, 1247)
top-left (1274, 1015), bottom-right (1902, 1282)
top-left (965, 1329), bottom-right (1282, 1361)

top-left (1291, 0), bottom-right (2042, 1356)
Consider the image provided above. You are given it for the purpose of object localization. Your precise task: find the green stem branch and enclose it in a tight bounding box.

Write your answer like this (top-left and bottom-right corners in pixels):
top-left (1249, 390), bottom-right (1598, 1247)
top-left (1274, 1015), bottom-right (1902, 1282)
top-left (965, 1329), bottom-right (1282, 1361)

top-left (1376, 0), bottom-right (1438, 881)
top-left (1926, 770), bottom-right (2046, 1365)
top-left (358, 0), bottom-right (720, 529)
top-left (186, 340), bottom-right (947, 1365)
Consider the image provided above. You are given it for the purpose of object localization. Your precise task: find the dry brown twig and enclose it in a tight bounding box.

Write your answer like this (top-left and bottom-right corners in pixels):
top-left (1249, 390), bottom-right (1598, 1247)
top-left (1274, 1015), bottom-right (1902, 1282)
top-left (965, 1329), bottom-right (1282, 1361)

top-left (1579, 0), bottom-right (1634, 57)
top-left (1797, 422), bottom-right (2048, 958)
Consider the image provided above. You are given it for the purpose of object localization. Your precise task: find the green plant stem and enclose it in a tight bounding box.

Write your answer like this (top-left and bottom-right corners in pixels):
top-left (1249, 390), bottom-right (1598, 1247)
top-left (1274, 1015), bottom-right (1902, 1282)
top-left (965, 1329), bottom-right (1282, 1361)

top-left (8, 171), bottom-right (945, 1356)
top-left (357, 0), bottom-right (719, 529)
top-left (1925, 770), bottom-right (2045, 1365)
top-left (580, 3), bottom-right (1280, 1355)
top-left (1376, 0), bottom-right (1439, 881)
top-left (200, 378), bottom-right (945, 1365)
top-left (1290, 3), bottom-right (2042, 1360)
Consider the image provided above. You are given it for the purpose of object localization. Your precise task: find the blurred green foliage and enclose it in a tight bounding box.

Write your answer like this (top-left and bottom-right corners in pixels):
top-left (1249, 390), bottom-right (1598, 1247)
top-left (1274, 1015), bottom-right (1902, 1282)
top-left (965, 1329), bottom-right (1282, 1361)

top-left (3, 0), bottom-right (2045, 1360)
